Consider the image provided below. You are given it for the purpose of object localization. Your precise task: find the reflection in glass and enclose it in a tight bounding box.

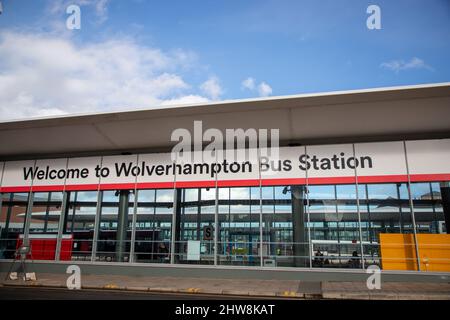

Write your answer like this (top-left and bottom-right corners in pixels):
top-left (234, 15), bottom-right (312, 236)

top-left (134, 189), bottom-right (173, 263)
top-left (0, 193), bottom-right (29, 259)
top-left (62, 191), bottom-right (98, 261)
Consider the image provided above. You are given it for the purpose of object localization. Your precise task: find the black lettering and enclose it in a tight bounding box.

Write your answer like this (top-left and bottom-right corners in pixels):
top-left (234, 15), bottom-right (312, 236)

top-left (283, 159), bottom-right (292, 171)
top-left (242, 161), bottom-right (252, 173)
top-left (320, 158), bottom-right (331, 170)
top-left (311, 155), bottom-right (320, 170)
top-left (331, 154), bottom-right (340, 169)
top-left (360, 156), bottom-right (373, 168)
top-left (23, 167), bottom-right (37, 180)
top-left (260, 156), bottom-right (270, 172)
top-left (115, 162), bottom-right (133, 177)
top-left (80, 168), bottom-right (89, 178)
top-left (298, 154), bottom-right (310, 171)
top-left (155, 165), bottom-right (164, 175)
top-left (36, 170), bottom-right (45, 180)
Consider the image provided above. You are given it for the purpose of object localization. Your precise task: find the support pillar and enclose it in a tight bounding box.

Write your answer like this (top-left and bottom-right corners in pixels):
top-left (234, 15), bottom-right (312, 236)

top-left (116, 190), bottom-right (130, 262)
top-left (291, 185), bottom-right (307, 267)
top-left (171, 189), bottom-right (183, 264)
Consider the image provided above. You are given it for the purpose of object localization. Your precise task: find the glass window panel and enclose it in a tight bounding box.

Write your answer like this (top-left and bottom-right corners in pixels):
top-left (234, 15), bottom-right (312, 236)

top-left (176, 188), bottom-right (215, 265)
top-left (134, 188), bottom-right (172, 264)
top-left (62, 191), bottom-right (98, 261)
top-left (0, 193), bottom-right (29, 259)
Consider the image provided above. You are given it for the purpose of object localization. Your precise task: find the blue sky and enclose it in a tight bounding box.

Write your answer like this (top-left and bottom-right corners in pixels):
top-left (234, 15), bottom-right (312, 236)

top-left (0, 0), bottom-right (449, 120)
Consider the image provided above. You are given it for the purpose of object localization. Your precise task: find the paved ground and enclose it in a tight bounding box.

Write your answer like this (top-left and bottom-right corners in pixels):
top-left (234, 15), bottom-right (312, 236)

top-left (0, 286), bottom-right (254, 300)
top-left (1, 272), bottom-right (449, 300)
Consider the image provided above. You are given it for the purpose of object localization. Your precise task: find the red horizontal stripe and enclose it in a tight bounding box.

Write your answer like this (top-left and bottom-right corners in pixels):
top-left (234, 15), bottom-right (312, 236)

top-left (31, 185), bottom-right (66, 192)
top-left (136, 182), bottom-right (174, 189)
top-left (356, 175), bottom-right (408, 183)
top-left (99, 183), bottom-right (136, 190)
top-left (261, 178), bottom-right (307, 186)
top-left (0, 186), bottom-right (32, 192)
top-left (409, 173), bottom-right (450, 182)
top-left (307, 176), bottom-right (357, 185)
top-left (1, 173), bottom-right (449, 192)
top-left (176, 180), bottom-right (216, 188)
top-left (216, 179), bottom-right (260, 187)
top-left (64, 184), bottom-right (99, 191)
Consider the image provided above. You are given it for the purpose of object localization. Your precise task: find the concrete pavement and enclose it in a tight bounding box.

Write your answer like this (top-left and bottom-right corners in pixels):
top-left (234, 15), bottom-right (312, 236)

top-left (1, 272), bottom-right (449, 300)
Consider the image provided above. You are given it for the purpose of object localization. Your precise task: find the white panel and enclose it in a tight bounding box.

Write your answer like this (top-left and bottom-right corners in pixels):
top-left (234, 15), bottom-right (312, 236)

top-left (32, 158), bottom-right (68, 187)
top-left (100, 154), bottom-right (138, 185)
top-left (260, 146), bottom-right (306, 181)
top-left (354, 141), bottom-right (407, 177)
top-left (2, 160), bottom-right (35, 188)
top-left (136, 152), bottom-right (176, 185)
top-left (217, 148), bottom-right (260, 182)
top-left (65, 156), bottom-right (102, 186)
top-left (306, 144), bottom-right (355, 179)
top-left (187, 240), bottom-right (201, 261)
top-left (406, 139), bottom-right (450, 175)
top-left (176, 150), bottom-right (216, 183)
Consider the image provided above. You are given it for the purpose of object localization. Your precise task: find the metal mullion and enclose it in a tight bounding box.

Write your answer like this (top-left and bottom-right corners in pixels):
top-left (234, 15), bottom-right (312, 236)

top-left (91, 157), bottom-right (104, 263)
top-left (352, 143), bottom-right (365, 269)
top-left (258, 147), bottom-right (263, 267)
top-left (22, 160), bottom-right (37, 247)
top-left (55, 158), bottom-right (69, 261)
top-left (305, 146), bottom-right (312, 268)
top-left (170, 153), bottom-right (178, 265)
top-left (214, 150), bottom-right (218, 266)
top-left (43, 192), bottom-right (52, 233)
top-left (129, 154), bottom-right (139, 264)
top-left (403, 141), bottom-right (421, 271)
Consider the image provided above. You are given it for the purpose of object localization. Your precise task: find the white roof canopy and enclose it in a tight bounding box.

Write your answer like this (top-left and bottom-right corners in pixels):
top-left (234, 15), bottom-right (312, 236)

top-left (1, 83), bottom-right (449, 160)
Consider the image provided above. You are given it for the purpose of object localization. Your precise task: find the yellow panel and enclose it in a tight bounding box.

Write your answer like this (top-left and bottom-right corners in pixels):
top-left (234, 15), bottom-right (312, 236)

top-left (379, 234), bottom-right (418, 271)
top-left (417, 234), bottom-right (450, 272)
top-left (379, 233), bottom-right (450, 272)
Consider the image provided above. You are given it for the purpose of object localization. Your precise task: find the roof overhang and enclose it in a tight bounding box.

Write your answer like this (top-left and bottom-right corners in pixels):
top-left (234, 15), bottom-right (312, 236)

top-left (1, 82), bottom-right (450, 160)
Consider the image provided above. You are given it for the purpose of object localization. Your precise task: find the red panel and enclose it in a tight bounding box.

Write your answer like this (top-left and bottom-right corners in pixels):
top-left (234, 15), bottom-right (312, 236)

top-left (99, 183), bottom-right (136, 190)
top-left (176, 180), bottom-right (216, 188)
top-left (15, 236), bottom-right (74, 261)
top-left (409, 173), bottom-right (450, 182)
top-left (356, 175), bottom-right (408, 183)
top-left (261, 178), bottom-right (307, 186)
top-left (216, 179), bottom-right (260, 187)
top-left (60, 238), bottom-right (73, 261)
top-left (3, 173), bottom-right (450, 193)
top-left (65, 184), bottom-right (99, 191)
top-left (31, 185), bottom-right (65, 192)
top-left (136, 182), bottom-right (175, 189)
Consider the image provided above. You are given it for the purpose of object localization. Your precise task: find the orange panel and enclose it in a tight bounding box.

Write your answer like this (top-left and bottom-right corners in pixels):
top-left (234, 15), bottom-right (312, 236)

top-left (379, 233), bottom-right (450, 272)
top-left (417, 234), bottom-right (450, 272)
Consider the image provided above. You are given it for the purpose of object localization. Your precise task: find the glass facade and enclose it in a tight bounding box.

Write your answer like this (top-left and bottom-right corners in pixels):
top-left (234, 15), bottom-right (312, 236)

top-left (62, 191), bottom-right (98, 261)
top-left (134, 188), bottom-right (173, 264)
top-left (0, 140), bottom-right (449, 272)
top-left (0, 193), bottom-right (29, 259)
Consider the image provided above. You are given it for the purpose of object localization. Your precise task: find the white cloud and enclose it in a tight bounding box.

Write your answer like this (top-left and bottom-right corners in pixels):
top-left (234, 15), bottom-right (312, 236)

top-left (380, 57), bottom-right (433, 73)
top-left (241, 77), bottom-right (273, 97)
top-left (200, 76), bottom-right (223, 100)
top-left (257, 82), bottom-right (273, 97)
top-left (160, 95), bottom-right (210, 106)
top-left (0, 31), bottom-right (210, 120)
top-left (241, 77), bottom-right (255, 90)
